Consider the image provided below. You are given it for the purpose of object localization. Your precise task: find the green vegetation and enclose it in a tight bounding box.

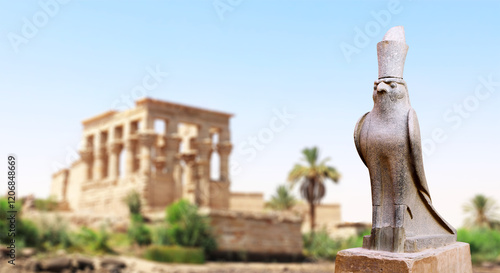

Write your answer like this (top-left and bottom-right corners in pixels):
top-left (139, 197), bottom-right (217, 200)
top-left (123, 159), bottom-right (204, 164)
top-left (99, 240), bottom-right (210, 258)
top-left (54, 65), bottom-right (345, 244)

top-left (143, 245), bottom-right (204, 264)
top-left (459, 194), bottom-right (500, 264)
top-left (266, 185), bottom-right (297, 211)
top-left (0, 197), bottom-right (115, 254)
top-left (123, 191), bottom-right (142, 215)
top-left (151, 224), bottom-right (170, 246)
top-left (17, 219), bottom-right (40, 247)
top-left (458, 228), bottom-right (500, 264)
top-left (73, 226), bottom-right (114, 254)
top-left (128, 220), bottom-right (152, 246)
top-left (165, 200), bottom-right (217, 254)
top-left (0, 197), bottom-right (41, 248)
top-left (123, 192), bottom-right (153, 247)
top-left (34, 197), bottom-right (58, 211)
top-left (36, 216), bottom-right (74, 250)
top-left (288, 147), bottom-right (341, 231)
top-left (123, 199), bottom-right (216, 263)
top-left (302, 229), bottom-right (368, 261)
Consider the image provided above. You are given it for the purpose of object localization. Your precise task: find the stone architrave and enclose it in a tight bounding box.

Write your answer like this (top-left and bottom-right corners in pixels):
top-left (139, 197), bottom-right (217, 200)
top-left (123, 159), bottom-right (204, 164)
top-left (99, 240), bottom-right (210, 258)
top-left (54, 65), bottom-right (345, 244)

top-left (338, 25), bottom-right (473, 273)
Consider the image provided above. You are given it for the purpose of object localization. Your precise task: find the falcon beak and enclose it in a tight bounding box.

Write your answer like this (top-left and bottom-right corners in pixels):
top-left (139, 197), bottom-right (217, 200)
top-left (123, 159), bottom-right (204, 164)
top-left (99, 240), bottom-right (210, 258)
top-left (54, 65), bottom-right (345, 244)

top-left (376, 82), bottom-right (388, 93)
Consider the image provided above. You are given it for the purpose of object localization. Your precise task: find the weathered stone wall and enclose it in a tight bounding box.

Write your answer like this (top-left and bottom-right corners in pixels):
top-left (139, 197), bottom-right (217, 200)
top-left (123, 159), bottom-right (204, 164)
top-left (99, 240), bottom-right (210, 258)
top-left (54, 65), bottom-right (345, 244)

top-left (209, 181), bottom-right (230, 210)
top-left (77, 175), bottom-right (147, 215)
top-left (66, 161), bottom-right (85, 211)
top-left (294, 203), bottom-right (342, 234)
top-left (229, 192), bottom-right (264, 213)
top-left (149, 174), bottom-right (176, 209)
top-left (209, 210), bottom-right (303, 255)
top-left (50, 170), bottom-right (66, 201)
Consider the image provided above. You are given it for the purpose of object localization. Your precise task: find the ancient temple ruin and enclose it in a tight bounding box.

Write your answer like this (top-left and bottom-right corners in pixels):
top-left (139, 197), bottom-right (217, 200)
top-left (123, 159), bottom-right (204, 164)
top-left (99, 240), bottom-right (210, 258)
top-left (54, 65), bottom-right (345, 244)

top-left (51, 98), bottom-right (233, 215)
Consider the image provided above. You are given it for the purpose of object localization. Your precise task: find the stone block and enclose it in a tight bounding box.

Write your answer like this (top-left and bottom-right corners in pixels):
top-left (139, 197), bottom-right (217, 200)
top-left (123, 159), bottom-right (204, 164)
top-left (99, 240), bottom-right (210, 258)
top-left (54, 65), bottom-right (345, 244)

top-left (335, 242), bottom-right (472, 273)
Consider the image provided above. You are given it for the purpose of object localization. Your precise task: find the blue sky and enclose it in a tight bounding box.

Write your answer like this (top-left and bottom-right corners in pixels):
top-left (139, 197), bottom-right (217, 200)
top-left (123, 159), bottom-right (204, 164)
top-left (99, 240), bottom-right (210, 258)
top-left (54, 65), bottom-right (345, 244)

top-left (0, 0), bottom-right (499, 227)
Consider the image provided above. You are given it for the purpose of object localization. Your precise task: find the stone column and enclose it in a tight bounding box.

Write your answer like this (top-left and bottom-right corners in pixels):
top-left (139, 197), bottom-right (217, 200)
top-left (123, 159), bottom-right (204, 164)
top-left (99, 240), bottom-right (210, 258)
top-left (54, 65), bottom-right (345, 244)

top-left (138, 131), bottom-right (156, 176)
top-left (93, 144), bottom-right (106, 180)
top-left (196, 138), bottom-right (212, 207)
top-left (173, 155), bottom-right (183, 201)
top-left (124, 138), bottom-right (136, 175)
top-left (217, 142), bottom-right (232, 182)
top-left (181, 153), bottom-right (197, 204)
top-left (154, 158), bottom-right (166, 174)
top-left (107, 141), bottom-right (122, 180)
top-left (165, 136), bottom-right (182, 198)
top-left (165, 136), bottom-right (181, 168)
top-left (80, 148), bottom-right (93, 181)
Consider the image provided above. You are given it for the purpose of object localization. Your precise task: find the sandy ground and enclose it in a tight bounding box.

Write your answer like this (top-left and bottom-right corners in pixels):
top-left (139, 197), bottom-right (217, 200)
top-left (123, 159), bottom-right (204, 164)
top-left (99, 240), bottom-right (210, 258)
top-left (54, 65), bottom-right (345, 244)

top-left (0, 256), bottom-right (499, 273)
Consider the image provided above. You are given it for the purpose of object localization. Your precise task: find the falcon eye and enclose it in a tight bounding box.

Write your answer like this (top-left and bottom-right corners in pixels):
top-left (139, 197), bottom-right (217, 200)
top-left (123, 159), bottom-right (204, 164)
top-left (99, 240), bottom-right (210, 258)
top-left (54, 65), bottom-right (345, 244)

top-left (390, 82), bottom-right (397, 88)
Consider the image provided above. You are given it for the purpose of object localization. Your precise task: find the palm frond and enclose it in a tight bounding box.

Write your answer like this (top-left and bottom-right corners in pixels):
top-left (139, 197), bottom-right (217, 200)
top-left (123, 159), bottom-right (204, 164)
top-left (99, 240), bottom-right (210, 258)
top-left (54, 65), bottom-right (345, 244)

top-left (302, 147), bottom-right (318, 167)
top-left (288, 164), bottom-right (309, 187)
top-left (267, 185), bottom-right (297, 211)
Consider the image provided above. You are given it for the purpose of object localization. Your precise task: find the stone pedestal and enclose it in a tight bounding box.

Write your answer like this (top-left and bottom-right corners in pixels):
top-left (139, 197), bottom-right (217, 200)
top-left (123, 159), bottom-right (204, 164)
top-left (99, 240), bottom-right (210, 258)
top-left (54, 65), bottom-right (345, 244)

top-left (335, 242), bottom-right (472, 273)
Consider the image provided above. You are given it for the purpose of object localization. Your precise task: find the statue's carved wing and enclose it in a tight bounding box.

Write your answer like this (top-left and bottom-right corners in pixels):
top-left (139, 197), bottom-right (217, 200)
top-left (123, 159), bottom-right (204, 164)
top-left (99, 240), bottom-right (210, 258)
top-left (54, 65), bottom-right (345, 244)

top-left (354, 112), bottom-right (370, 167)
top-left (407, 108), bottom-right (431, 200)
top-left (408, 108), bottom-right (456, 234)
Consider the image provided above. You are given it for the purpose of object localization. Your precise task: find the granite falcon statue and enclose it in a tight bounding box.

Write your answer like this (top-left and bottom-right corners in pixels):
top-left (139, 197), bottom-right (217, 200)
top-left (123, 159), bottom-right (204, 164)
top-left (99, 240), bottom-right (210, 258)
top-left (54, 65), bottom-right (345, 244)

top-left (354, 26), bottom-right (456, 253)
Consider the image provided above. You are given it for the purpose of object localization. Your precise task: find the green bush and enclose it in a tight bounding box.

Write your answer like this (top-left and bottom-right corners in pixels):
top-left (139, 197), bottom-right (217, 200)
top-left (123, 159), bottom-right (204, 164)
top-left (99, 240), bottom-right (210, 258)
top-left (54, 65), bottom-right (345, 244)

top-left (34, 197), bottom-right (58, 211)
top-left (107, 232), bottom-right (130, 249)
top-left (0, 198), bottom-right (13, 244)
top-left (143, 245), bottom-right (204, 264)
top-left (37, 216), bottom-right (73, 249)
top-left (165, 200), bottom-right (216, 253)
top-left (0, 198), bottom-right (44, 248)
top-left (123, 191), bottom-right (142, 215)
top-left (128, 221), bottom-right (152, 246)
top-left (17, 219), bottom-right (40, 247)
top-left (151, 224), bottom-right (171, 246)
top-left (303, 229), bottom-right (368, 261)
top-left (457, 228), bottom-right (500, 264)
top-left (75, 226), bottom-right (114, 254)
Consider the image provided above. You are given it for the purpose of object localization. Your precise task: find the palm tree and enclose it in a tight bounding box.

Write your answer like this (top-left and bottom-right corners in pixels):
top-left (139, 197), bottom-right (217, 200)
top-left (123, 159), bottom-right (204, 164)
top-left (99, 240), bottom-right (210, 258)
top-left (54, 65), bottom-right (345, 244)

top-left (288, 147), bottom-right (340, 232)
top-left (463, 194), bottom-right (499, 229)
top-left (266, 185), bottom-right (297, 211)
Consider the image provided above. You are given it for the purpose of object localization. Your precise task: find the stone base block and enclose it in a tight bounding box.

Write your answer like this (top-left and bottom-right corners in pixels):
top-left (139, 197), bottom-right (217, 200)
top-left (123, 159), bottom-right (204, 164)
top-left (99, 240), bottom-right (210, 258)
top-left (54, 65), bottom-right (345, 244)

top-left (363, 233), bottom-right (457, 253)
top-left (335, 242), bottom-right (472, 273)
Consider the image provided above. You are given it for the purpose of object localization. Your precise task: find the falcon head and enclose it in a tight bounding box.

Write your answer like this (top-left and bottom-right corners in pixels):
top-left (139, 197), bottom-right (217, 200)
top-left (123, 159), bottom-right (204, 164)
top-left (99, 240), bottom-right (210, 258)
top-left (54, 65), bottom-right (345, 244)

top-left (372, 78), bottom-right (409, 107)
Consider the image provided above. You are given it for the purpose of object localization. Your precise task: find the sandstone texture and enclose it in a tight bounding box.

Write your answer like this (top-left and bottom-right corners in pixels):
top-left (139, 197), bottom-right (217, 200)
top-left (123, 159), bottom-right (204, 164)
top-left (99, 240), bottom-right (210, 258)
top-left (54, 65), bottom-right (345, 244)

top-left (335, 242), bottom-right (473, 273)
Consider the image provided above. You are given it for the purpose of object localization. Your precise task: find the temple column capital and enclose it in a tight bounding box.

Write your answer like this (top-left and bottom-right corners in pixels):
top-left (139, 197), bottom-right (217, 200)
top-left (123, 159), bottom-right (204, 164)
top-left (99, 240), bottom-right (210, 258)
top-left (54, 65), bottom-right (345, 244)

top-left (165, 136), bottom-right (182, 151)
top-left (196, 138), bottom-right (213, 161)
top-left (80, 148), bottom-right (93, 163)
top-left (138, 131), bottom-right (157, 147)
top-left (137, 131), bottom-right (157, 176)
top-left (108, 141), bottom-right (123, 155)
top-left (217, 142), bottom-right (233, 156)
